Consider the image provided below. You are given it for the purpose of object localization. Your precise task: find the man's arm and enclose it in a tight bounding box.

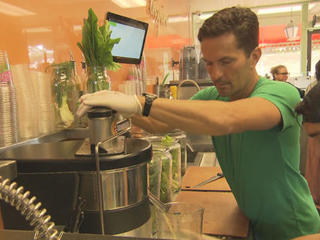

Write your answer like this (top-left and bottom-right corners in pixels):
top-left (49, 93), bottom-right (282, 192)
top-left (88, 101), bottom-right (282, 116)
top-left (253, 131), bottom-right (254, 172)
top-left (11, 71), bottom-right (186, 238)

top-left (131, 115), bottom-right (173, 134)
top-left (137, 96), bottom-right (281, 136)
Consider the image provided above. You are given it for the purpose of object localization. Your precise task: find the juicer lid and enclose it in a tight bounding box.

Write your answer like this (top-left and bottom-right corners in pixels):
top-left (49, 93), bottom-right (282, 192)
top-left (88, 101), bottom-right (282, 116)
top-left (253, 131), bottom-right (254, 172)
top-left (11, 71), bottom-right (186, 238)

top-left (0, 138), bottom-right (152, 173)
top-left (87, 107), bottom-right (116, 119)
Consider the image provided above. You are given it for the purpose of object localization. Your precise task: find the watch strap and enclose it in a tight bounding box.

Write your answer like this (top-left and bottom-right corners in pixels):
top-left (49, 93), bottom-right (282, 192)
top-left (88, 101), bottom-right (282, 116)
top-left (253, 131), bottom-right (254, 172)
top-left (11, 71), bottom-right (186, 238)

top-left (142, 93), bottom-right (157, 117)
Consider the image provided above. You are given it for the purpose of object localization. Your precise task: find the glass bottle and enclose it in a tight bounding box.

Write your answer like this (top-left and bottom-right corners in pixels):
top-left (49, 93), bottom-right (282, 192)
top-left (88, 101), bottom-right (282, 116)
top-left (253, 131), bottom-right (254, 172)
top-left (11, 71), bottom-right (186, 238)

top-left (51, 62), bottom-right (78, 129)
top-left (0, 50), bottom-right (18, 147)
top-left (86, 66), bottom-right (111, 93)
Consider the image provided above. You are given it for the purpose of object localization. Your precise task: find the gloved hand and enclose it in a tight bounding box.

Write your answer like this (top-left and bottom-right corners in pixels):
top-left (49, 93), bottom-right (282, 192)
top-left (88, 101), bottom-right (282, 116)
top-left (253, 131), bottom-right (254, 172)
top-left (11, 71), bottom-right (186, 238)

top-left (76, 90), bottom-right (142, 117)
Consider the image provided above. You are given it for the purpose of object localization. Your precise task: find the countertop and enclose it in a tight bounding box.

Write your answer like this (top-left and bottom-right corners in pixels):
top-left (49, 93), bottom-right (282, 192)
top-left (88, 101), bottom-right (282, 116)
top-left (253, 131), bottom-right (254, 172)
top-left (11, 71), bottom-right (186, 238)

top-left (0, 229), bottom-right (150, 240)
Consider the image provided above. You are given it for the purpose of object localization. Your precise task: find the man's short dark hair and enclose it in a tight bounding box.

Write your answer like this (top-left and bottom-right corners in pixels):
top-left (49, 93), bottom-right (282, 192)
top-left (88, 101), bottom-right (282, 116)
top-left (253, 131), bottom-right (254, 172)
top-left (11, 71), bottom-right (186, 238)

top-left (197, 7), bottom-right (259, 57)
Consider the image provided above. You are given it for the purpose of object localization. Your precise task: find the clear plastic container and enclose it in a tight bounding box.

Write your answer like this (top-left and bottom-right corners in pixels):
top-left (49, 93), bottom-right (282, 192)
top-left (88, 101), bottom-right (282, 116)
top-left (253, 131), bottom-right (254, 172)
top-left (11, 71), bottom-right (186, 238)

top-left (0, 50), bottom-right (18, 147)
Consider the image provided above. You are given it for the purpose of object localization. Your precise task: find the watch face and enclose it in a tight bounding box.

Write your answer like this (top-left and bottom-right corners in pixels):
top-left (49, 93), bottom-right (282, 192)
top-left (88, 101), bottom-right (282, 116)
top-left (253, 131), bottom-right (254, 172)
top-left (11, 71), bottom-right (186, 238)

top-left (143, 92), bottom-right (157, 99)
top-left (142, 92), bottom-right (157, 116)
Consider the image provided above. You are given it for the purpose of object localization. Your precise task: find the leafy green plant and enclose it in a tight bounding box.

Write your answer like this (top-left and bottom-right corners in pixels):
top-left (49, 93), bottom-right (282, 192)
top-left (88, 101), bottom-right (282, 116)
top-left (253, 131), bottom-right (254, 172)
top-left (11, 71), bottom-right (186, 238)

top-left (77, 8), bottom-right (121, 70)
top-left (161, 135), bottom-right (181, 193)
top-left (161, 72), bottom-right (170, 85)
top-left (160, 155), bottom-right (171, 202)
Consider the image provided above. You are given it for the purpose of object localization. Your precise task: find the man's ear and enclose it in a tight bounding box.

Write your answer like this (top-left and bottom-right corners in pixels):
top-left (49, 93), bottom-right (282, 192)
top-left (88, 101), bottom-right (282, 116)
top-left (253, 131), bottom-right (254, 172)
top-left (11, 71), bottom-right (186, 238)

top-left (250, 47), bottom-right (262, 67)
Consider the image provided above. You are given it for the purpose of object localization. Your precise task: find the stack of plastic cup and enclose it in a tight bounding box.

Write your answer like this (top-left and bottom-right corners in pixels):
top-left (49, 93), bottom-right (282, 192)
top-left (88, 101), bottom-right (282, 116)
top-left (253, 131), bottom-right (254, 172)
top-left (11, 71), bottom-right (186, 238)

top-left (0, 50), bottom-right (18, 147)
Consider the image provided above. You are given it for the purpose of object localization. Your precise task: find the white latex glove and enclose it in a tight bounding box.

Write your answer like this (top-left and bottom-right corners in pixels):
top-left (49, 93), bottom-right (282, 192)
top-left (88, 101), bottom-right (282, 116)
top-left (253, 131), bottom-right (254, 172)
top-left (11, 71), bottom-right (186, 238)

top-left (77, 90), bottom-right (142, 117)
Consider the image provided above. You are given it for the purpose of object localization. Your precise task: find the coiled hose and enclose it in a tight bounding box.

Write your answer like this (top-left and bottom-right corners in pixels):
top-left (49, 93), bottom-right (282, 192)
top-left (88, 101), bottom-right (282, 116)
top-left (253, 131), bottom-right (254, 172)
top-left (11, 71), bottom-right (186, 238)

top-left (0, 176), bottom-right (61, 240)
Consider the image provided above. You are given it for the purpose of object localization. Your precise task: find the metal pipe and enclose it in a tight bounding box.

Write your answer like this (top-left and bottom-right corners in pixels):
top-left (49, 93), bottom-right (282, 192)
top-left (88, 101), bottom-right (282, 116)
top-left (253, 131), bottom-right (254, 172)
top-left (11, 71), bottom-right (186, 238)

top-left (177, 79), bottom-right (201, 99)
top-left (94, 123), bottom-right (131, 235)
top-left (0, 177), bottom-right (61, 240)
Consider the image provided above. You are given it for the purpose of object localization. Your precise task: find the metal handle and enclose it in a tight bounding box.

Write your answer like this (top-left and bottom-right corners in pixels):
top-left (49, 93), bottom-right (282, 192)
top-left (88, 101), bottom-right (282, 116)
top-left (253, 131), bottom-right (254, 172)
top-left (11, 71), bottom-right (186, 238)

top-left (94, 119), bottom-right (131, 235)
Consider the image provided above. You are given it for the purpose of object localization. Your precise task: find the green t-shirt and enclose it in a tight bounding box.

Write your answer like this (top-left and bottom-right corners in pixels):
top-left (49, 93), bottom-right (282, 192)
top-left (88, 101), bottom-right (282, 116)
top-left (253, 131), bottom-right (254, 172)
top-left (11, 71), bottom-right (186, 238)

top-left (191, 77), bottom-right (320, 240)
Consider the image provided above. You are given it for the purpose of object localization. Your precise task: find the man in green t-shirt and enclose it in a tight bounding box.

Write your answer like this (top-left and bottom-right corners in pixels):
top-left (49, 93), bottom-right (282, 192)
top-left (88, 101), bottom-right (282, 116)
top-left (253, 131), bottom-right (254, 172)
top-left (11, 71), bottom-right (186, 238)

top-left (77, 6), bottom-right (320, 239)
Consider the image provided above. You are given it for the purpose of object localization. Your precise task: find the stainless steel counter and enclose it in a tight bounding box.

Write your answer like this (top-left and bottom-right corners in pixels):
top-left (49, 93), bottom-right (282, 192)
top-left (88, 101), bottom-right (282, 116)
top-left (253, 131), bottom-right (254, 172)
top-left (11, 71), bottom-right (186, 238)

top-left (0, 160), bottom-right (16, 180)
top-left (0, 229), bottom-right (150, 240)
top-left (0, 128), bottom-right (89, 154)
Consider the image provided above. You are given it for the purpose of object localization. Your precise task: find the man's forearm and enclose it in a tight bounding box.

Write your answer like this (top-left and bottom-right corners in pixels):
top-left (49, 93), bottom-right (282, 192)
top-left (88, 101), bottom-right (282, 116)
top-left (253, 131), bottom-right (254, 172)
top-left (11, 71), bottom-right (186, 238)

top-left (137, 96), bottom-right (281, 136)
top-left (131, 115), bottom-right (172, 134)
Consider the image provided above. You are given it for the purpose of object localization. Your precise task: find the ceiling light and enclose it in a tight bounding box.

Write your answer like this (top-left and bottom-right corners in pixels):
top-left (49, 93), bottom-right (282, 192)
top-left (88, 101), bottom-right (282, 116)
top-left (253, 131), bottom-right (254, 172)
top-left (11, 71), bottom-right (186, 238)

top-left (73, 25), bottom-right (82, 31)
top-left (257, 3), bottom-right (315, 15)
top-left (257, 5), bottom-right (301, 15)
top-left (168, 16), bottom-right (188, 23)
top-left (284, 20), bottom-right (299, 41)
top-left (23, 27), bottom-right (52, 33)
top-left (111, 0), bottom-right (146, 8)
top-left (199, 13), bottom-right (213, 20)
top-left (0, 1), bottom-right (35, 16)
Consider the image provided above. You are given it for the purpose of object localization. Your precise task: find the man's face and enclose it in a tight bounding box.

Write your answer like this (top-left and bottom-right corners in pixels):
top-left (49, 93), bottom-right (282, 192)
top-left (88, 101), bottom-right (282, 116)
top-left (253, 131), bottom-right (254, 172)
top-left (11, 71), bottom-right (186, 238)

top-left (275, 67), bottom-right (289, 82)
top-left (201, 33), bottom-right (260, 100)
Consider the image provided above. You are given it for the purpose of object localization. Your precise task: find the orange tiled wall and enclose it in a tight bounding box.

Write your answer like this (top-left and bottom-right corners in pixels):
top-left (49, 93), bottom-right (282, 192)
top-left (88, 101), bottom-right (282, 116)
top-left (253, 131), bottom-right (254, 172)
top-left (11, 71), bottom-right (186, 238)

top-left (0, 1), bottom-right (191, 91)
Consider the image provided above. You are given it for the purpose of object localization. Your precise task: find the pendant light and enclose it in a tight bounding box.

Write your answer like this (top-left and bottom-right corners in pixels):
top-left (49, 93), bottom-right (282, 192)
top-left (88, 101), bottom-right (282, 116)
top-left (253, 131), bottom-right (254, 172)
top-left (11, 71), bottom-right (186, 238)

top-left (284, 6), bottom-right (298, 41)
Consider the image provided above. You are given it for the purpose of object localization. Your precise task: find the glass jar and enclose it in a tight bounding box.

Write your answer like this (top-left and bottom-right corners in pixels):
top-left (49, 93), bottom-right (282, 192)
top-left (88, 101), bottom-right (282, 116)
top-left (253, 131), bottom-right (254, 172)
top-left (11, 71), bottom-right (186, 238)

top-left (51, 64), bottom-right (78, 129)
top-left (166, 140), bottom-right (181, 194)
top-left (151, 143), bottom-right (172, 203)
top-left (168, 131), bottom-right (187, 177)
top-left (147, 135), bottom-right (181, 200)
top-left (134, 133), bottom-right (182, 202)
top-left (86, 66), bottom-right (111, 93)
top-left (148, 148), bottom-right (164, 199)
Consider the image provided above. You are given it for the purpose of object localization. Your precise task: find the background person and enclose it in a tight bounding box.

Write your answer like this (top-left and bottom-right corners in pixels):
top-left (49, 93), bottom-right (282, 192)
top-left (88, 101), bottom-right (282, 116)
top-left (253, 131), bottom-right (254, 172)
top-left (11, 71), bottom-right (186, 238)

top-left (296, 60), bottom-right (320, 209)
top-left (270, 64), bottom-right (289, 81)
top-left (305, 59), bottom-right (320, 94)
top-left (77, 7), bottom-right (320, 240)
top-left (271, 64), bottom-right (305, 97)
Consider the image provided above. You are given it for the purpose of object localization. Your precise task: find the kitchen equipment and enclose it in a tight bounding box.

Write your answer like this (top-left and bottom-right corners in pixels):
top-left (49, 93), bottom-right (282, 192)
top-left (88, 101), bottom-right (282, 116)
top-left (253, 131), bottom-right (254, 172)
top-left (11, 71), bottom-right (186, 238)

top-left (0, 107), bottom-right (152, 236)
top-left (0, 176), bottom-right (61, 240)
top-left (179, 46), bottom-right (198, 81)
top-left (192, 172), bottom-right (224, 188)
top-left (87, 107), bottom-right (119, 154)
top-left (76, 107), bottom-right (152, 235)
top-left (176, 191), bottom-right (249, 238)
top-left (155, 202), bottom-right (204, 239)
top-left (0, 161), bottom-right (61, 240)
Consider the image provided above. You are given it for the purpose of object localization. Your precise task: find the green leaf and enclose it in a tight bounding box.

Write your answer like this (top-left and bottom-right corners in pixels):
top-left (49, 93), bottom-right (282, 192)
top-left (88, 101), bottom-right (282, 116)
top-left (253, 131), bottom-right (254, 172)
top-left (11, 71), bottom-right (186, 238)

top-left (77, 8), bottom-right (121, 70)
